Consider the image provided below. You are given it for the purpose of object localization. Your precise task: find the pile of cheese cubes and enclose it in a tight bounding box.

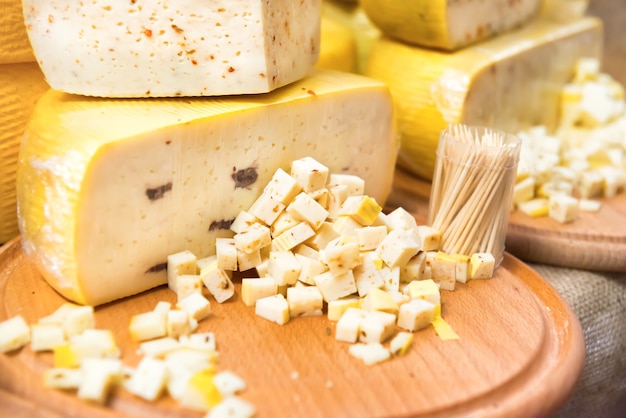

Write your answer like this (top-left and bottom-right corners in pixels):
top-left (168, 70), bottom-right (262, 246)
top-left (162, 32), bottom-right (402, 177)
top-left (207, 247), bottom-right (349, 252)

top-left (514, 58), bottom-right (626, 223)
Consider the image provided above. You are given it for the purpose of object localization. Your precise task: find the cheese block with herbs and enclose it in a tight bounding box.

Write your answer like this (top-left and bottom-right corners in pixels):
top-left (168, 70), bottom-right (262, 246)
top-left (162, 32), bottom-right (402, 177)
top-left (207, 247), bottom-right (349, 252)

top-left (359, 0), bottom-right (541, 51)
top-left (17, 69), bottom-right (397, 306)
top-left (0, 0), bottom-right (35, 63)
top-left (22, 0), bottom-right (321, 97)
top-left (364, 17), bottom-right (602, 180)
top-left (0, 62), bottom-right (49, 244)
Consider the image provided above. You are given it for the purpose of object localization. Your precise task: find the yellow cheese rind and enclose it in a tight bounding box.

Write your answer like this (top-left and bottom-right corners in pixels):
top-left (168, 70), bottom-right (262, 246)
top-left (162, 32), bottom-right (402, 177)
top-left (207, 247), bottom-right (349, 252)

top-left (317, 15), bottom-right (358, 73)
top-left (0, 0), bottom-right (35, 63)
top-left (359, 0), bottom-right (541, 51)
top-left (0, 62), bottom-right (49, 243)
top-left (17, 69), bottom-right (397, 306)
top-left (364, 17), bottom-right (602, 180)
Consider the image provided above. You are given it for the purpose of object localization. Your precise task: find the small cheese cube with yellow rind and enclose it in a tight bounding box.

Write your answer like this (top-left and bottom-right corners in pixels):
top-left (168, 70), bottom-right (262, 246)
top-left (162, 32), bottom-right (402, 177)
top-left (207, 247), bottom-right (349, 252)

top-left (453, 254), bottom-right (471, 284)
top-left (139, 337), bottom-right (181, 358)
top-left (267, 251), bottom-right (302, 286)
top-left (291, 157), bottom-right (329, 193)
top-left (255, 294), bottom-right (290, 325)
top-left (327, 297), bottom-right (361, 321)
top-left (400, 251), bottom-right (427, 283)
top-left (126, 356), bottom-right (168, 402)
top-left (321, 236), bottom-right (361, 274)
top-left (305, 221), bottom-right (340, 251)
top-left (353, 252), bottom-right (385, 297)
top-left (234, 222), bottom-right (271, 255)
top-left (326, 184), bottom-right (350, 221)
top-left (129, 310), bottom-right (167, 342)
top-left (405, 279), bottom-right (441, 306)
top-left (0, 315), bottom-right (31, 353)
top-left (197, 256), bottom-right (235, 303)
top-left (77, 358), bottom-right (123, 405)
top-left (53, 344), bottom-right (80, 368)
top-left (356, 225), bottom-right (388, 252)
top-left (549, 194), bottom-right (579, 223)
top-left (207, 396), bottom-right (256, 418)
top-left (286, 192), bottom-right (329, 230)
top-left (336, 307), bottom-right (367, 343)
top-left (286, 286), bottom-right (324, 318)
top-left (470, 253), bottom-right (496, 279)
top-left (518, 198), bottom-right (550, 217)
top-left (338, 195), bottom-right (382, 226)
top-left (331, 215), bottom-right (363, 237)
top-left (389, 332), bottom-right (413, 357)
top-left (236, 248), bottom-right (263, 272)
top-left (247, 192), bottom-right (286, 226)
top-left (167, 250), bottom-right (198, 293)
top-left (376, 229), bottom-right (419, 269)
top-left (294, 253), bottom-right (327, 286)
top-left (271, 222), bottom-right (316, 252)
top-left (214, 238), bottom-right (238, 271)
top-left (397, 299), bottom-right (436, 332)
top-left (177, 292), bottom-right (212, 321)
top-left (31, 324), bottom-right (66, 352)
top-left (176, 274), bottom-right (203, 302)
top-left (241, 277), bottom-right (278, 307)
top-left (230, 211), bottom-right (259, 234)
top-left (361, 288), bottom-right (399, 315)
top-left (167, 310), bottom-right (192, 339)
top-left (348, 342), bottom-right (391, 366)
top-left (180, 369), bottom-right (223, 412)
top-left (43, 368), bottom-right (83, 390)
top-left (263, 168), bottom-right (302, 205)
top-left (359, 310), bottom-right (397, 343)
top-left (314, 270), bottom-right (357, 302)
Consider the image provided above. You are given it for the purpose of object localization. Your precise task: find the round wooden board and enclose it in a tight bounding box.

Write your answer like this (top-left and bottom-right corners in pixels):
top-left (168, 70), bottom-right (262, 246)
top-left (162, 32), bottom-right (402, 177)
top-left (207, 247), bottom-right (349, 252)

top-left (389, 168), bottom-right (626, 272)
top-left (0, 237), bottom-right (584, 418)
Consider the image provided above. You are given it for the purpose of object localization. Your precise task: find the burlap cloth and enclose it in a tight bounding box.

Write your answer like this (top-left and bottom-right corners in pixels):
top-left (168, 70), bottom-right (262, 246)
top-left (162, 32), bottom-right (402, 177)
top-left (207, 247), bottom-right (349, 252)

top-left (529, 264), bottom-right (626, 418)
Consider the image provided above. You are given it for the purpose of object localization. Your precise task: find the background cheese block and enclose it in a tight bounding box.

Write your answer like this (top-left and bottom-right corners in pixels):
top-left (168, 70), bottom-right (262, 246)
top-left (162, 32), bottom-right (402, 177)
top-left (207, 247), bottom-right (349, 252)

top-left (364, 17), bottom-right (602, 180)
top-left (359, 0), bottom-right (542, 51)
top-left (0, 62), bottom-right (49, 244)
top-left (17, 69), bottom-right (398, 306)
top-left (0, 0), bottom-right (35, 63)
top-left (317, 15), bottom-right (358, 73)
top-left (542, 0), bottom-right (589, 22)
top-left (22, 0), bottom-right (321, 97)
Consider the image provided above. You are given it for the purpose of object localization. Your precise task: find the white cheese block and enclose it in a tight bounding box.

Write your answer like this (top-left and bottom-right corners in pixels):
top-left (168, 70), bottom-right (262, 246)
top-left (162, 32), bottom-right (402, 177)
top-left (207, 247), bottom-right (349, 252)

top-left (0, 0), bottom-right (35, 63)
top-left (17, 69), bottom-right (397, 306)
top-left (23, 0), bottom-right (321, 97)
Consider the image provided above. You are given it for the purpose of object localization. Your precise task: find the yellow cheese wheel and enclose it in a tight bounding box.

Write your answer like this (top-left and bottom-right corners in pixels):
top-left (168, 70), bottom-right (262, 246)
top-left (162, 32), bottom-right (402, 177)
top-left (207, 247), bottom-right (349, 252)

top-left (0, 62), bottom-right (48, 244)
top-left (359, 0), bottom-right (542, 51)
top-left (317, 15), bottom-right (358, 73)
top-left (542, 0), bottom-right (589, 22)
top-left (17, 69), bottom-right (397, 306)
top-left (0, 0), bottom-right (35, 64)
top-left (364, 17), bottom-right (602, 180)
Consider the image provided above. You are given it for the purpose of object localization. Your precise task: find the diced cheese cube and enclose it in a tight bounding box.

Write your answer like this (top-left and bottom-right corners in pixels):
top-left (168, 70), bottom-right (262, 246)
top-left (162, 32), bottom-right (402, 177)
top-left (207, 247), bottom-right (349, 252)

top-left (404, 279), bottom-right (441, 306)
top-left (77, 358), bottom-right (122, 404)
top-left (329, 173), bottom-right (365, 197)
top-left (513, 177), bottom-right (536, 205)
top-left (389, 332), bottom-right (413, 357)
top-left (197, 256), bottom-right (235, 303)
top-left (167, 310), bottom-right (192, 339)
top-left (178, 333), bottom-right (218, 352)
top-left (309, 187), bottom-right (329, 209)
top-left (255, 294), bottom-right (290, 325)
top-left (327, 297), bottom-right (361, 322)
top-left (385, 207), bottom-right (418, 231)
top-left (578, 170), bottom-right (605, 199)
top-left (470, 253), bottom-right (496, 279)
top-left (177, 293), bottom-right (212, 321)
top-left (380, 266), bottom-right (401, 292)
top-left (291, 157), bottom-right (329, 193)
top-left (213, 370), bottom-right (247, 397)
top-left (518, 198), bottom-right (550, 217)
top-left (153, 301), bottom-right (172, 315)
top-left (237, 248), bottom-right (263, 272)
top-left (578, 198), bottom-right (602, 212)
top-left (359, 310), bottom-right (396, 343)
top-left (126, 356), bottom-right (168, 402)
top-left (167, 250), bottom-right (198, 293)
top-left (305, 222), bottom-right (340, 251)
top-left (271, 222), bottom-right (316, 252)
top-left (335, 307), bottom-right (367, 343)
top-left (214, 238), bottom-right (238, 271)
top-left (53, 344), bottom-right (81, 368)
top-left (286, 286), bottom-right (324, 318)
top-left (431, 252), bottom-right (457, 291)
top-left (29, 323), bottom-right (65, 352)
top-left (43, 368), bottom-right (83, 390)
top-left (331, 215), bottom-right (363, 237)
top-left (248, 192), bottom-right (286, 226)
top-left (453, 254), bottom-right (471, 284)
top-left (263, 168), bottom-right (302, 205)
top-left (400, 251), bottom-right (427, 283)
top-left (69, 329), bottom-right (120, 361)
top-left (129, 310), bottom-right (167, 342)
top-left (337, 195), bottom-right (382, 226)
top-left (241, 277), bottom-right (278, 306)
top-left (549, 194), bottom-right (579, 223)
top-left (356, 225), bottom-right (388, 252)
top-left (348, 342), bottom-right (390, 366)
top-left (139, 337), bottom-right (181, 358)
top-left (234, 222), bottom-right (271, 255)
top-left (286, 192), bottom-right (329, 230)
top-left (207, 396), bottom-right (256, 418)
top-left (267, 251), bottom-right (302, 286)
top-left (180, 369), bottom-right (223, 412)
top-left (38, 303), bottom-right (81, 326)
top-left (294, 253), bottom-right (327, 286)
top-left (270, 211), bottom-right (301, 238)
top-left (376, 229), bottom-right (419, 269)
top-left (353, 252), bottom-right (385, 297)
top-left (230, 211), bottom-right (260, 234)
top-left (361, 288), bottom-right (399, 315)
top-left (321, 236), bottom-right (361, 274)
top-left (397, 299), bottom-right (436, 332)
top-left (416, 226), bottom-right (441, 252)
top-left (176, 274), bottom-right (204, 302)
top-left (326, 184), bottom-right (350, 221)
top-left (0, 315), bottom-right (31, 353)
top-left (314, 270), bottom-right (358, 302)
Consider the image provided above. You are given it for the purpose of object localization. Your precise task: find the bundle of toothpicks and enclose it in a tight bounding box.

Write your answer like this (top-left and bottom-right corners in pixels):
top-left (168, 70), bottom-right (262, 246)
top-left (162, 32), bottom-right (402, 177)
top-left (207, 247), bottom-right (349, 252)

top-left (428, 124), bottom-right (521, 264)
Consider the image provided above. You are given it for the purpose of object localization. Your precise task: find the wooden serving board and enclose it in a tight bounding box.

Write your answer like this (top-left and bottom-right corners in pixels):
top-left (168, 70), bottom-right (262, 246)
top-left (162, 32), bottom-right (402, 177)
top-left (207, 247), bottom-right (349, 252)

top-left (389, 168), bottom-right (626, 272)
top-left (1, 236), bottom-right (584, 418)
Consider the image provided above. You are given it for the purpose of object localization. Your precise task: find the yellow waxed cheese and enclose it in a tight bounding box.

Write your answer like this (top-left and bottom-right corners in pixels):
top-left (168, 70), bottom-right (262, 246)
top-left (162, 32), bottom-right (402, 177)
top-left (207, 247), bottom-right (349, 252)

top-left (17, 69), bottom-right (397, 306)
top-left (359, 0), bottom-right (541, 51)
top-left (0, 62), bottom-right (49, 244)
top-left (317, 15), bottom-right (358, 73)
top-left (364, 17), bottom-right (602, 180)
top-left (0, 0), bottom-right (35, 63)
top-left (23, 0), bottom-right (321, 97)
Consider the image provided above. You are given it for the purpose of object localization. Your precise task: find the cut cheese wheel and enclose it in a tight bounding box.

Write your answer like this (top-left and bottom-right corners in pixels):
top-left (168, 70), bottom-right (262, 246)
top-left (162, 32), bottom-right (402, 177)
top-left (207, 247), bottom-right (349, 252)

top-left (364, 17), bottom-right (602, 180)
top-left (17, 69), bottom-right (397, 306)
top-left (22, 0), bottom-right (321, 97)
top-left (317, 15), bottom-right (358, 73)
top-left (0, 0), bottom-right (35, 64)
top-left (359, 0), bottom-right (541, 51)
top-left (0, 62), bottom-right (49, 244)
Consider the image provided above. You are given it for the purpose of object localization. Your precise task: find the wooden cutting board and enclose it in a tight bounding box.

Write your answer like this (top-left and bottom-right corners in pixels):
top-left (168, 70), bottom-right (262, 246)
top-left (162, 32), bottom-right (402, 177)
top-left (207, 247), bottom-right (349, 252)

top-left (0, 236), bottom-right (584, 418)
top-left (389, 168), bottom-right (626, 272)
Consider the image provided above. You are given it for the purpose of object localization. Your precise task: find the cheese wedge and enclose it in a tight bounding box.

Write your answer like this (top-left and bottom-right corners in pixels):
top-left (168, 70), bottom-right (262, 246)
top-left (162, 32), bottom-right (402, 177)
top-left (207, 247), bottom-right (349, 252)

top-left (17, 69), bottom-right (397, 306)
top-left (364, 17), bottom-right (602, 180)
top-left (23, 0), bottom-right (321, 97)
top-left (317, 15), bottom-right (358, 73)
top-left (359, 0), bottom-right (541, 51)
top-left (0, 62), bottom-right (49, 244)
top-left (0, 0), bottom-right (35, 63)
